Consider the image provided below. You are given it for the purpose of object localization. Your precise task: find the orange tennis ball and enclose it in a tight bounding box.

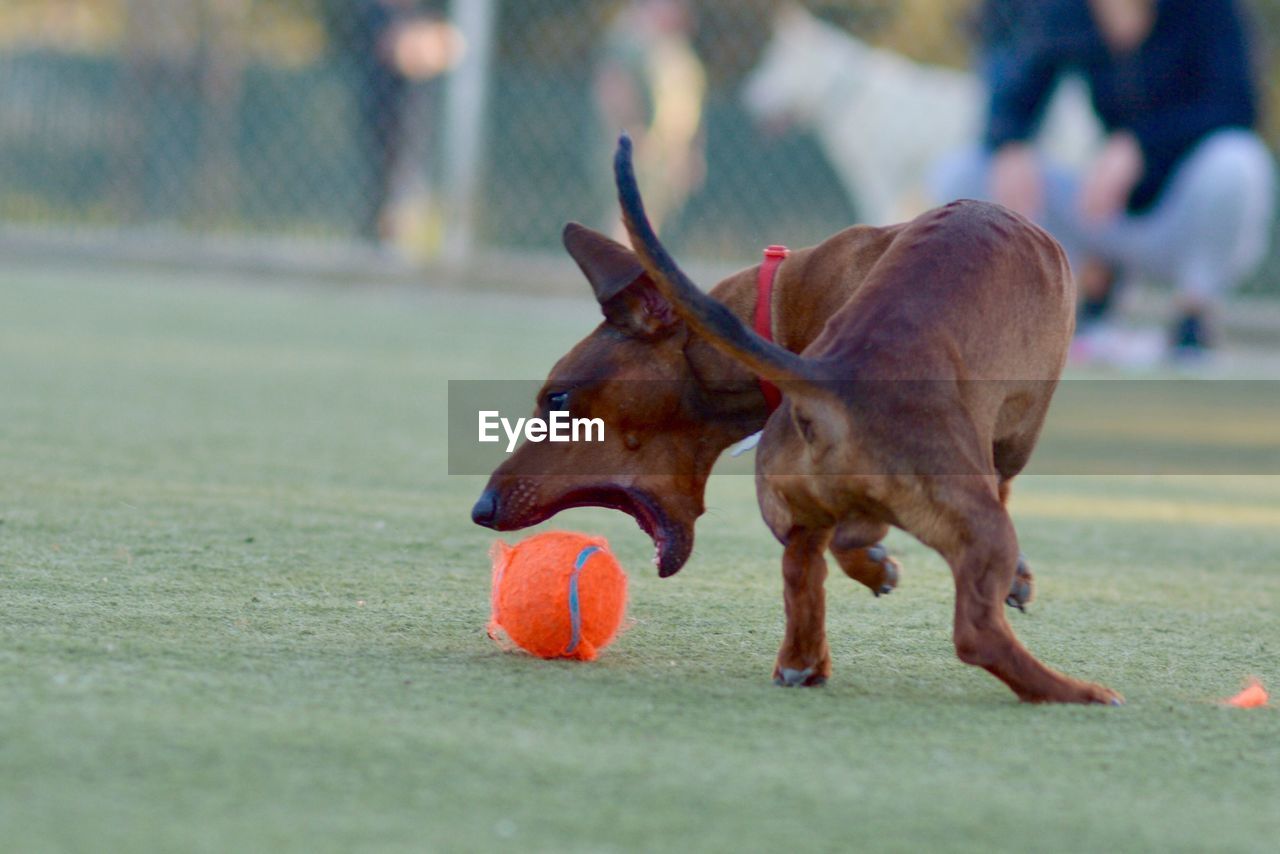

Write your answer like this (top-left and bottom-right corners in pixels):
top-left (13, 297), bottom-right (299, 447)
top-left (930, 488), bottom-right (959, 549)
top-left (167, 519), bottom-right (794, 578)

top-left (488, 531), bottom-right (628, 661)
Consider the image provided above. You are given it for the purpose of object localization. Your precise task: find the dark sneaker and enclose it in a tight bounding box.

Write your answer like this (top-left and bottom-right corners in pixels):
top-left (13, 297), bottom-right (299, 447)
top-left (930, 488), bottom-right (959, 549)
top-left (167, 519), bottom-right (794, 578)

top-left (1169, 312), bottom-right (1213, 358)
top-left (1077, 259), bottom-right (1117, 326)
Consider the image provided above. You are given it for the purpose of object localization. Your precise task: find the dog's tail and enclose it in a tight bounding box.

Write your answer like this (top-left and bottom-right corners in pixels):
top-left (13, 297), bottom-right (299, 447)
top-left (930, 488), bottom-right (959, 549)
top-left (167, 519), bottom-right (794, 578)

top-left (614, 133), bottom-right (821, 391)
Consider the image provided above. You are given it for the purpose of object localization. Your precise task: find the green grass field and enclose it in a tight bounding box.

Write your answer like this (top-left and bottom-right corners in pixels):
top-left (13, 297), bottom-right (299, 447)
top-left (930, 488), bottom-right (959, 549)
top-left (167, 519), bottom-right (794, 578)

top-left (2, 262), bottom-right (1278, 853)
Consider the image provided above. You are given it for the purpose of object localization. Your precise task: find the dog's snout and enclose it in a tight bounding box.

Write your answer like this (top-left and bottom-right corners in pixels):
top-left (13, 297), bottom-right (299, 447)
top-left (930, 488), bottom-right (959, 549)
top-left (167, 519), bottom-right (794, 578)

top-left (471, 488), bottom-right (500, 528)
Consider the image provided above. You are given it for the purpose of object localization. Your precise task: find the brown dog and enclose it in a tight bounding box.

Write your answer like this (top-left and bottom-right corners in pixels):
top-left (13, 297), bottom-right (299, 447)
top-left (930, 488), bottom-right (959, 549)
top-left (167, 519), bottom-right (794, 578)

top-left (472, 136), bottom-right (1120, 705)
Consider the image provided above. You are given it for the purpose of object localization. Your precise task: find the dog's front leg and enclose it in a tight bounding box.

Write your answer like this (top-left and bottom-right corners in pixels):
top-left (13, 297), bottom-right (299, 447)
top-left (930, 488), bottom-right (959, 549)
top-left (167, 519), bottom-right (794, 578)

top-left (774, 527), bottom-right (834, 687)
top-left (830, 518), bottom-right (899, 597)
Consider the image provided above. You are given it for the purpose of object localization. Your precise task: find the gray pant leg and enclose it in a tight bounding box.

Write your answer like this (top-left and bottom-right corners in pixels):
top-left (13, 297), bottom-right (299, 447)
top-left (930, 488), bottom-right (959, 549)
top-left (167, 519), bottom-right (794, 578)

top-left (1083, 130), bottom-right (1276, 301)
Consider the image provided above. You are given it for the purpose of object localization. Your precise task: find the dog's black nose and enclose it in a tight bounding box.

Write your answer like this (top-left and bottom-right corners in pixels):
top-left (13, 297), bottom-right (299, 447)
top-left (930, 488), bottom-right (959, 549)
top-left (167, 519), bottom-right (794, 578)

top-left (471, 488), bottom-right (500, 528)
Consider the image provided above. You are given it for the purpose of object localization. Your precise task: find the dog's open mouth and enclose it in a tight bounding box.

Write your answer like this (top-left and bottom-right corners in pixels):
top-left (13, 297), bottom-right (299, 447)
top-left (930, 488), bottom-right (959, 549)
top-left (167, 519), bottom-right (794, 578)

top-left (549, 485), bottom-right (693, 578)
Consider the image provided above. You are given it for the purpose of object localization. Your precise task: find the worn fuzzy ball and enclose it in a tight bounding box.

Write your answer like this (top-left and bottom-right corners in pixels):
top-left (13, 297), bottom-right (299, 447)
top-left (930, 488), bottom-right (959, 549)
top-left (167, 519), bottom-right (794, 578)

top-left (488, 532), bottom-right (628, 661)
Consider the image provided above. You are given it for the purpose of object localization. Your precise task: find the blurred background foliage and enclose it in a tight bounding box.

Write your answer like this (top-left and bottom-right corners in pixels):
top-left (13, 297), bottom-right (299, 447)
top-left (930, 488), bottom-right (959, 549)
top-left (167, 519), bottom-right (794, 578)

top-left (0, 0), bottom-right (1277, 279)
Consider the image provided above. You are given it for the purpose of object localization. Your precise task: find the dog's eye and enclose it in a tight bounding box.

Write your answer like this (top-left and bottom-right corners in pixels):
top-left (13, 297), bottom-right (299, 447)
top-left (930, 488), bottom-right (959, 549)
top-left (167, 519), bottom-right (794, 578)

top-left (546, 392), bottom-right (569, 411)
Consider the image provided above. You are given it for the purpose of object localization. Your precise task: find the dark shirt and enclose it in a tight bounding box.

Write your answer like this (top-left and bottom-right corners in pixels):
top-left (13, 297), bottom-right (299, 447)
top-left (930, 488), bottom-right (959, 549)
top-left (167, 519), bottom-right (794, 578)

top-left (322, 0), bottom-right (405, 96)
top-left (320, 0), bottom-right (421, 237)
top-left (981, 0), bottom-right (1259, 212)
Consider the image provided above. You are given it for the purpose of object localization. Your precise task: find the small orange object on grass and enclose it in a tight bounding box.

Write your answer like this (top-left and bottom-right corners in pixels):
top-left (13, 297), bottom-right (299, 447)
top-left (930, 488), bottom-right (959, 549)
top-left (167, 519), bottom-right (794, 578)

top-left (488, 531), bottom-right (628, 661)
top-left (1223, 677), bottom-right (1269, 708)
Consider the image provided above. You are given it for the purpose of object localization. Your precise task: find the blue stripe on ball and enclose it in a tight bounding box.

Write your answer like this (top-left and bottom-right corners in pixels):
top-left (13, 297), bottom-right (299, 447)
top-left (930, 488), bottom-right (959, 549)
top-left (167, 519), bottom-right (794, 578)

top-left (563, 545), bottom-right (601, 655)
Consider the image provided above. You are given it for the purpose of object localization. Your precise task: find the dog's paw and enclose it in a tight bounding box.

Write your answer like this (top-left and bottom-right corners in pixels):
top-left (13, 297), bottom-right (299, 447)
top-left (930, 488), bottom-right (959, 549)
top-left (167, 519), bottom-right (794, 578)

top-left (773, 666), bottom-right (827, 688)
top-left (1098, 688), bottom-right (1125, 706)
top-left (1005, 553), bottom-right (1034, 612)
top-left (1020, 679), bottom-right (1124, 706)
top-left (833, 543), bottom-right (900, 597)
top-left (866, 544), bottom-right (900, 597)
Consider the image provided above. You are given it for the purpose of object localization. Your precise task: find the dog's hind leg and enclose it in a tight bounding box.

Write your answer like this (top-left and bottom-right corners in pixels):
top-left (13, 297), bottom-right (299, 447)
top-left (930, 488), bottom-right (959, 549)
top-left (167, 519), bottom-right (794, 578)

top-left (906, 478), bottom-right (1121, 704)
top-left (829, 518), bottom-right (899, 597)
top-left (998, 479), bottom-right (1034, 611)
top-left (774, 526), bottom-right (834, 687)
top-left (995, 395), bottom-right (1054, 612)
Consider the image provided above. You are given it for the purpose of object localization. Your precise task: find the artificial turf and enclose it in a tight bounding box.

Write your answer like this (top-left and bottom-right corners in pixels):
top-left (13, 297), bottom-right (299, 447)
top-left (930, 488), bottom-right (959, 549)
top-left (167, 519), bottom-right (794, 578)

top-left (1, 262), bottom-right (1277, 852)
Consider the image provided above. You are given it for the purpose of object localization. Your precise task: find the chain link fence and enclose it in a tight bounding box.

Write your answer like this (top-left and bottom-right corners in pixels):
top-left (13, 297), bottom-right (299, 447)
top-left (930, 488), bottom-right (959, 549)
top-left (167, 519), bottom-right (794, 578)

top-left (2, 0), bottom-right (1279, 287)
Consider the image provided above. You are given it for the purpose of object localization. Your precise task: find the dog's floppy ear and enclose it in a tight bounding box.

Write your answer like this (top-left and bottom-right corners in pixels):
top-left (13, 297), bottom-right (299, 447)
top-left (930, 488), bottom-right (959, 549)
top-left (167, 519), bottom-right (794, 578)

top-left (563, 222), bottom-right (677, 339)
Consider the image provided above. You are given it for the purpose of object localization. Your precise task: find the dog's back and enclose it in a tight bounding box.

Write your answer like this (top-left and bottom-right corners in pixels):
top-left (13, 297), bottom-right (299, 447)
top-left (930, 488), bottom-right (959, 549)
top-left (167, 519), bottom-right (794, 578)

top-left (804, 200), bottom-right (1075, 383)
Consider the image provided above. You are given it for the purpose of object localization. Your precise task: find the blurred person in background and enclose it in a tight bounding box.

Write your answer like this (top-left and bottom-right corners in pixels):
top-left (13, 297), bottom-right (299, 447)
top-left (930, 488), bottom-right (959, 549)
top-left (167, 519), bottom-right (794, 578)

top-left (594, 0), bottom-right (706, 239)
top-left (324, 0), bottom-right (460, 245)
top-left (932, 0), bottom-right (1275, 363)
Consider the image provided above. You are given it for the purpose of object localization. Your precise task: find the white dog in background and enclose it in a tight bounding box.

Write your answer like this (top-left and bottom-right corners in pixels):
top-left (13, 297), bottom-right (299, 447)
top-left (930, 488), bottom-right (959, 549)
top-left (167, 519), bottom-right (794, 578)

top-left (743, 4), bottom-right (1102, 225)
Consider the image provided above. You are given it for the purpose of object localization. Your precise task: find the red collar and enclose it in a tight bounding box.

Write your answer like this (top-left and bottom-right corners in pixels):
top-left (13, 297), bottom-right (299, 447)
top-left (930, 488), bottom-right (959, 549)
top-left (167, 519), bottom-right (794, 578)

top-left (754, 245), bottom-right (789, 412)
